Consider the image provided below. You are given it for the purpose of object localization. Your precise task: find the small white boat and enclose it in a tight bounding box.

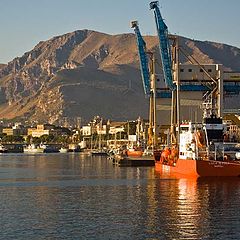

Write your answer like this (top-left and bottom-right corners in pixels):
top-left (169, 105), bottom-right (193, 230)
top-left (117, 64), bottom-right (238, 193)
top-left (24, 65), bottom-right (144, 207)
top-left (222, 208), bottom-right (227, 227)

top-left (91, 149), bottom-right (108, 156)
top-left (59, 147), bottom-right (69, 153)
top-left (24, 144), bottom-right (44, 153)
top-left (68, 144), bottom-right (82, 152)
top-left (143, 148), bottom-right (154, 156)
top-left (0, 144), bottom-right (8, 153)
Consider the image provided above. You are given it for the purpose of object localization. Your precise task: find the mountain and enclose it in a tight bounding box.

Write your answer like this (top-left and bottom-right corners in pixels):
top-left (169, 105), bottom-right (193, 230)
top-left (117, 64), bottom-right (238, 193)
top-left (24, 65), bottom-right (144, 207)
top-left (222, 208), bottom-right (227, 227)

top-left (0, 30), bottom-right (240, 124)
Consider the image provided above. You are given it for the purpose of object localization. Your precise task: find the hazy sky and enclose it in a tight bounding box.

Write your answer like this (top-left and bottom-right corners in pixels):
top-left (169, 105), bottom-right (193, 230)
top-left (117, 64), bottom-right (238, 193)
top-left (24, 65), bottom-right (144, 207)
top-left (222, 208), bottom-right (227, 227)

top-left (0, 0), bottom-right (239, 63)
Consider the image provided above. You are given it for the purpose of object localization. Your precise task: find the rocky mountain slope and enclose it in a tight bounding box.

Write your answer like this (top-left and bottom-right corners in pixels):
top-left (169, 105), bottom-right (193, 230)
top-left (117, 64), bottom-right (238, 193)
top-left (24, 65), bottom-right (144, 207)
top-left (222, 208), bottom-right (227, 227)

top-left (0, 30), bottom-right (240, 124)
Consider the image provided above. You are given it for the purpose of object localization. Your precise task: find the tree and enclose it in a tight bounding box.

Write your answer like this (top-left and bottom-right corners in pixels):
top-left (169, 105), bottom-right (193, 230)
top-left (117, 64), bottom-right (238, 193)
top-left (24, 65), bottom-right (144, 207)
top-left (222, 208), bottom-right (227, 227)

top-left (32, 137), bottom-right (41, 144)
top-left (39, 134), bottom-right (54, 143)
top-left (1, 135), bottom-right (24, 143)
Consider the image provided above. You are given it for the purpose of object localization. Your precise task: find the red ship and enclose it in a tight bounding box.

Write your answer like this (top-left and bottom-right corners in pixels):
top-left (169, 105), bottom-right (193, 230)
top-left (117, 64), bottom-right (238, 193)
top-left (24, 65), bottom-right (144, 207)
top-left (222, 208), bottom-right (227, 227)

top-left (154, 117), bottom-right (240, 177)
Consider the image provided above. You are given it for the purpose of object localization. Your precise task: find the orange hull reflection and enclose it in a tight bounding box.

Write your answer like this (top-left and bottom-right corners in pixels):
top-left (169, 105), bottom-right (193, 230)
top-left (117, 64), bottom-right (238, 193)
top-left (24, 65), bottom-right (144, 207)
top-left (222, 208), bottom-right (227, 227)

top-left (155, 159), bottom-right (240, 177)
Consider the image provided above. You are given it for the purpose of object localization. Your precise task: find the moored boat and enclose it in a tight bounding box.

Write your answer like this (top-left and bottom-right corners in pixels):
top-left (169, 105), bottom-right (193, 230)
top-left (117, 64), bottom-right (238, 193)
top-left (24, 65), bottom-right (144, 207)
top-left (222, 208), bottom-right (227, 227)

top-left (127, 148), bottom-right (143, 157)
top-left (155, 152), bottom-right (240, 177)
top-left (68, 144), bottom-right (82, 152)
top-left (59, 147), bottom-right (69, 153)
top-left (41, 144), bottom-right (59, 153)
top-left (154, 117), bottom-right (240, 177)
top-left (24, 144), bottom-right (44, 153)
top-left (91, 149), bottom-right (108, 156)
top-left (0, 144), bottom-right (8, 153)
top-left (143, 148), bottom-right (154, 156)
top-left (2, 144), bottom-right (23, 153)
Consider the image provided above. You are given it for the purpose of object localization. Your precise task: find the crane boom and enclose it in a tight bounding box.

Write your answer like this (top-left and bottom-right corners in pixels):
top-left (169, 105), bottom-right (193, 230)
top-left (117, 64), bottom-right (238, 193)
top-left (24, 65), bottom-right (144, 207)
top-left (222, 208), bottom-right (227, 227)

top-left (150, 1), bottom-right (175, 91)
top-left (131, 21), bottom-right (155, 147)
top-left (131, 21), bottom-right (151, 96)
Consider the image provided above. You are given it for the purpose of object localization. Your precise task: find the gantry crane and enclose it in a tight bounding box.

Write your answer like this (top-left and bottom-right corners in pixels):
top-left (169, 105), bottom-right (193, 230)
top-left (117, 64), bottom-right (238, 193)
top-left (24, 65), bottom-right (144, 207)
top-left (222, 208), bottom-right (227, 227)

top-left (150, 1), bottom-right (220, 119)
top-left (150, 1), bottom-right (223, 144)
top-left (132, 1), bottom-right (238, 148)
top-left (150, 1), bottom-right (179, 144)
top-left (150, 1), bottom-right (176, 91)
top-left (131, 20), bottom-right (156, 148)
top-left (131, 21), bottom-right (151, 96)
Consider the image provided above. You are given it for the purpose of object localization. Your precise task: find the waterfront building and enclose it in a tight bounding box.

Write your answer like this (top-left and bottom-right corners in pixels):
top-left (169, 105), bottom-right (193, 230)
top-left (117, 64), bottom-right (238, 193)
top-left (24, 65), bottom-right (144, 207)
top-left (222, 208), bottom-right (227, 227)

top-left (28, 124), bottom-right (55, 138)
top-left (108, 121), bottom-right (125, 135)
top-left (82, 126), bottom-right (92, 136)
top-left (2, 128), bottom-right (17, 136)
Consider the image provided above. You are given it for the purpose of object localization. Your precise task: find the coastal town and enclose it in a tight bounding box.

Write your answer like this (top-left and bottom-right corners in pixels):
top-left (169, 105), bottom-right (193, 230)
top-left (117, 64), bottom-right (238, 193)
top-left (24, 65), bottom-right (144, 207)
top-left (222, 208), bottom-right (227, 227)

top-left (0, 114), bottom-right (239, 154)
top-left (0, 116), bottom-right (142, 153)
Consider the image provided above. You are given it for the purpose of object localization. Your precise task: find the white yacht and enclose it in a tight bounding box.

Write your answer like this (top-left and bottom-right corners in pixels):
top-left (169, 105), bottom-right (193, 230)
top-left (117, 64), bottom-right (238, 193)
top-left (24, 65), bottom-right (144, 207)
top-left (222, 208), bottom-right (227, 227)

top-left (24, 144), bottom-right (44, 153)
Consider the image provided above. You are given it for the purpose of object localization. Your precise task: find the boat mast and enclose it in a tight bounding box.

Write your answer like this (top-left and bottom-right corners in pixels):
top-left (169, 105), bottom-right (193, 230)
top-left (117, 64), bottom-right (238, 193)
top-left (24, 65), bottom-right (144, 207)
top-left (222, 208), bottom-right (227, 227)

top-left (149, 53), bottom-right (157, 148)
top-left (99, 118), bottom-right (102, 150)
top-left (175, 37), bottom-right (180, 145)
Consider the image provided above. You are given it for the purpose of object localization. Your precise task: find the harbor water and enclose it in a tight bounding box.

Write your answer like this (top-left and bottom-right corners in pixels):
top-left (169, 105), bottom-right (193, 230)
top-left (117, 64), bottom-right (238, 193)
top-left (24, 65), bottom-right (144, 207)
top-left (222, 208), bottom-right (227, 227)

top-left (0, 153), bottom-right (240, 239)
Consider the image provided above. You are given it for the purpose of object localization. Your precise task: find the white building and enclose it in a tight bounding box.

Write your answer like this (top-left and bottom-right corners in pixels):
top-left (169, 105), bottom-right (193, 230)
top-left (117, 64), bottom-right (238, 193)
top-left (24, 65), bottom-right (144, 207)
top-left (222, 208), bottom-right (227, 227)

top-left (82, 126), bottom-right (92, 136)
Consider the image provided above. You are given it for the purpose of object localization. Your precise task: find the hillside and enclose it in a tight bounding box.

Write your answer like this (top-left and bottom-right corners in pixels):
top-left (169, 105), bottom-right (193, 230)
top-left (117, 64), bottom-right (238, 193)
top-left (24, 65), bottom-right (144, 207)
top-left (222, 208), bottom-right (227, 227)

top-left (0, 30), bottom-right (240, 124)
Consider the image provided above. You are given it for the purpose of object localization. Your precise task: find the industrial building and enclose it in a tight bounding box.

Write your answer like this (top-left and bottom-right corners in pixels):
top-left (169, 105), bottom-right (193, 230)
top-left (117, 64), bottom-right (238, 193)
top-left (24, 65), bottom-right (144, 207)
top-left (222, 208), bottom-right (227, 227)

top-left (155, 64), bottom-right (240, 129)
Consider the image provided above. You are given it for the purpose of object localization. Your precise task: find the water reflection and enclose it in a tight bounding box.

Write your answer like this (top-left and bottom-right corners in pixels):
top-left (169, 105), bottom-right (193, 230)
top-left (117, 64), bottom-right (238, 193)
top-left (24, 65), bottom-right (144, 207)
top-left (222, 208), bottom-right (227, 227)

top-left (155, 168), bottom-right (240, 239)
top-left (0, 154), bottom-right (240, 239)
top-left (175, 178), bottom-right (210, 239)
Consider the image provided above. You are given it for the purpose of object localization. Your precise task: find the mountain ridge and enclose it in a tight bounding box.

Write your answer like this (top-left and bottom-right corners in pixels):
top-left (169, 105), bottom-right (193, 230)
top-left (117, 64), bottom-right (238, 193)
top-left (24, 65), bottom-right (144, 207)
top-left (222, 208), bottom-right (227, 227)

top-left (0, 29), bottom-right (240, 124)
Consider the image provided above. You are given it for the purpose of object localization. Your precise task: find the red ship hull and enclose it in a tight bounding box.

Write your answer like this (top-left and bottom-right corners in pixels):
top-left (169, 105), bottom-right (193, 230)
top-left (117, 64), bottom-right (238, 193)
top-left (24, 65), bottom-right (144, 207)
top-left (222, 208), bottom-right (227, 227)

top-left (154, 151), bottom-right (240, 177)
top-left (155, 156), bottom-right (240, 177)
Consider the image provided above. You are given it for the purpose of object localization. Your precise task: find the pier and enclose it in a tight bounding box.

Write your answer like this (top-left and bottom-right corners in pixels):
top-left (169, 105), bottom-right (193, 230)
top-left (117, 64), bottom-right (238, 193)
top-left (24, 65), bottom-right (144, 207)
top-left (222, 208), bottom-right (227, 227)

top-left (112, 154), bottom-right (155, 167)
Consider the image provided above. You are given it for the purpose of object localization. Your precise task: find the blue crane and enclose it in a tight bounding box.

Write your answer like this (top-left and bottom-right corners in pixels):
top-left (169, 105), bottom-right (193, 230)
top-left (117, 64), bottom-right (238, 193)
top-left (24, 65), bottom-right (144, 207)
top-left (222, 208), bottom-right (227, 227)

top-left (131, 21), bottom-right (151, 96)
top-left (150, 1), bottom-right (176, 91)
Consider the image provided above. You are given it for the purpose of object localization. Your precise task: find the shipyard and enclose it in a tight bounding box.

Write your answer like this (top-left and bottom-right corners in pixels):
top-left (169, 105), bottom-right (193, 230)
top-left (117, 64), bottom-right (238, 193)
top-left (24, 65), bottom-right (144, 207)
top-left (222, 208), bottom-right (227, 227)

top-left (0, 1), bottom-right (240, 239)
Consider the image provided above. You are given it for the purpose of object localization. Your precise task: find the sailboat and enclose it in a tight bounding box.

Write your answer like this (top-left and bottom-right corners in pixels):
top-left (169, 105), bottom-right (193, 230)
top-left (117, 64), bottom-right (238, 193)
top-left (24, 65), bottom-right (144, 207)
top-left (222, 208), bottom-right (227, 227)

top-left (91, 119), bottom-right (108, 156)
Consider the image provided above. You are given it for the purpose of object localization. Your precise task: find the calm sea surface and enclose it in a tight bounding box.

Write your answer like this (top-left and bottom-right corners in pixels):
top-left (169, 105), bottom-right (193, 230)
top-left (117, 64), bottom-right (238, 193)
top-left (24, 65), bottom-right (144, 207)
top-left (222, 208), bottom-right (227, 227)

top-left (0, 153), bottom-right (240, 240)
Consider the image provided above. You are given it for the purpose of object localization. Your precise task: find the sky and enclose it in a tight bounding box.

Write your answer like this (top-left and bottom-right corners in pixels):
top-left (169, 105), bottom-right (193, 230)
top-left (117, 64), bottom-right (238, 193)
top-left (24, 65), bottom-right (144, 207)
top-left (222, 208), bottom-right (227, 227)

top-left (0, 0), bottom-right (240, 63)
